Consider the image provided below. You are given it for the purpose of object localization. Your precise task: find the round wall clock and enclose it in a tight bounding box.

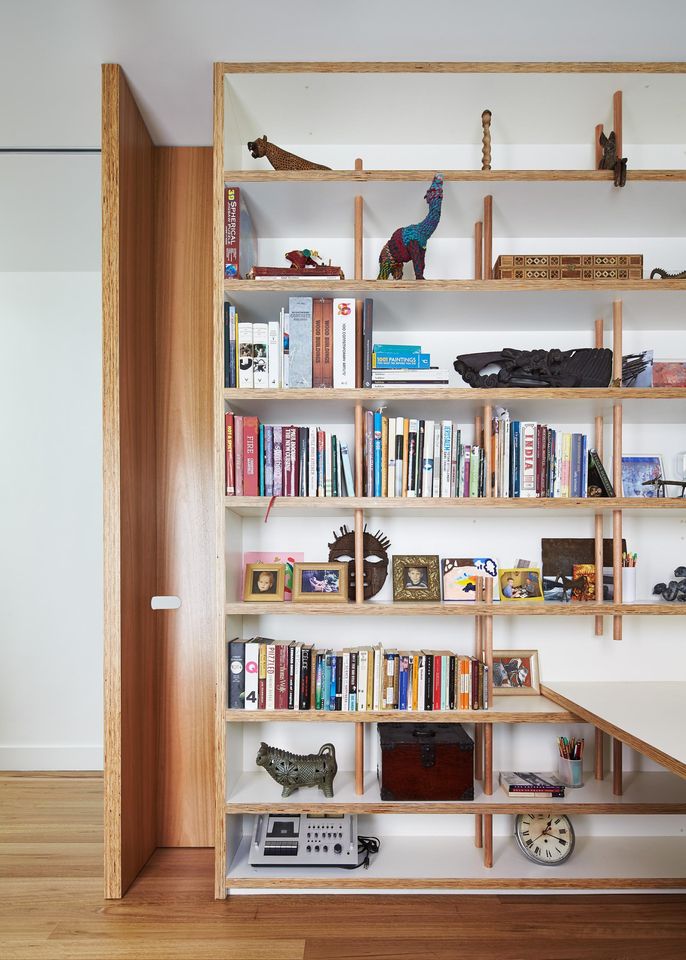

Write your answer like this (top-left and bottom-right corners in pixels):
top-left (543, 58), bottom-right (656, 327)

top-left (514, 813), bottom-right (575, 865)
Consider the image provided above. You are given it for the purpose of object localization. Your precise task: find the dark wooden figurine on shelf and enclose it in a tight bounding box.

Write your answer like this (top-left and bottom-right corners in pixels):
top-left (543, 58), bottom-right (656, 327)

top-left (598, 130), bottom-right (627, 187)
top-left (454, 347), bottom-right (613, 388)
top-left (328, 525), bottom-right (391, 601)
top-left (481, 109), bottom-right (492, 171)
top-left (285, 248), bottom-right (323, 269)
top-left (378, 173), bottom-right (444, 280)
top-left (256, 741), bottom-right (338, 797)
top-left (247, 248), bottom-right (345, 279)
top-left (650, 267), bottom-right (686, 280)
top-left (653, 567), bottom-right (686, 602)
top-left (247, 135), bottom-right (331, 171)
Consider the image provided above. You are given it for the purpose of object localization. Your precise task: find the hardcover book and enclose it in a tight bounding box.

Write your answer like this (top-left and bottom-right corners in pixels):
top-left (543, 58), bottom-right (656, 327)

top-left (288, 297), bottom-right (313, 388)
top-left (224, 186), bottom-right (257, 279)
top-left (333, 298), bottom-right (356, 388)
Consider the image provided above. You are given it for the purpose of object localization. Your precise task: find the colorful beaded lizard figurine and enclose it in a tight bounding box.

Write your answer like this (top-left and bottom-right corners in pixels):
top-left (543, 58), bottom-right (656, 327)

top-left (377, 173), bottom-right (444, 280)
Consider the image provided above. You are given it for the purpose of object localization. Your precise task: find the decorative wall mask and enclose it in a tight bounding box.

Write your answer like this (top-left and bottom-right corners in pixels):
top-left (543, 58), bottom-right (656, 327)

top-left (328, 525), bottom-right (391, 601)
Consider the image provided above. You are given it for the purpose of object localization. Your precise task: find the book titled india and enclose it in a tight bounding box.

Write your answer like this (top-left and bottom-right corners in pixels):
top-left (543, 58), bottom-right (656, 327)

top-left (288, 296), bottom-right (313, 388)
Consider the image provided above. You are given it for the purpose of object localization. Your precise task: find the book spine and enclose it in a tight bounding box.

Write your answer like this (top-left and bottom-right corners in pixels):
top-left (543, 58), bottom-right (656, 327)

top-left (253, 322), bottom-right (268, 389)
top-left (287, 644), bottom-right (296, 710)
top-left (424, 655), bottom-right (433, 710)
top-left (416, 420), bottom-right (425, 496)
top-left (590, 448), bottom-right (615, 496)
top-left (342, 652), bottom-right (350, 711)
top-left (349, 652), bottom-right (358, 711)
top-left (387, 417), bottom-right (396, 499)
top-left (469, 446), bottom-right (480, 498)
top-left (265, 643), bottom-right (276, 710)
top-left (225, 412), bottom-right (235, 496)
top-left (381, 416), bottom-right (388, 497)
top-left (333, 298), bottom-right (356, 388)
top-left (298, 427), bottom-right (309, 497)
top-left (275, 645), bottom-right (288, 709)
top-left (432, 655), bottom-right (441, 711)
top-left (448, 656), bottom-right (456, 710)
top-left (322, 297), bottom-right (334, 388)
top-left (229, 305), bottom-right (237, 388)
top-left (257, 642), bottom-right (268, 710)
top-left (520, 422), bottom-right (537, 497)
top-left (228, 640), bottom-right (245, 708)
top-left (373, 412), bottom-right (382, 496)
top-left (422, 419), bottom-right (434, 498)
top-left (357, 650), bottom-right (368, 711)
top-left (281, 309), bottom-right (289, 388)
top-left (287, 297), bottom-right (313, 388)
top-left (258, 424), bottom-right (265, 495)
top-left (372, 647), bottom-right (382, 711)
top-left (332, 435), bottom-right (339, 497)
top-left (224, 186), bottom-right (240, 278)
top-left (365, 411), bottom-right (374, 496)
top-left (417, 654), bottom-right (426, 712)
top-left (242, 417), bottom-right (259, 497)
top-left (325, 430), bottom-right (333, 497)
top-left (237, 321), bottom-right (253, 388)
top-left (432, 423), bottom-right (441, 498)
top-left (331, 654), bottom-right (340, 711)
top-left (244, 642), bottom-right (259, 711)
top-left (441, 422), bottom-right (452, 497)
top-left (267, 319), bottom-right (280, 389)
top-left (314, 653), bottom-right (324, 710)
top-left (362, 299), bottom-right (373, 388)
top-left (272, 426), bottom-right (283, 496)
top-left (571, 433), bottom-right (582, 498)
top-left (264, 425), bottom-right (274, 497)
top-left (224, 301), bottom-right (231, 388)
top-left (581, 433), bottom-right (588, 497)
top-left (340, 441), bottom-right (355, 496)
top-left (300, 646), bottom-right (311, 710)
top-left (312, 298), bottom-right (324, 388)
top-left (407, 419), bottom-right (419, 497)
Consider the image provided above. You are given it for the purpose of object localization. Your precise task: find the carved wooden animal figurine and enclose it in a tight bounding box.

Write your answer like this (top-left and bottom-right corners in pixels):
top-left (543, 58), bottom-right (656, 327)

top-left (378, 173), bottom-right (444, 280)
top-left (598, 130), bottom-right (627, 187)
top-left (256, 741), bottom-right (338, 797)
top-left (481, 110), bottom-right (492, 171)
top-left (247, 135), bottom-right (331, 171)
top-left (285, 248), bottom-right (323, 269)
top-left (650, 267), bottom-right (686, 280)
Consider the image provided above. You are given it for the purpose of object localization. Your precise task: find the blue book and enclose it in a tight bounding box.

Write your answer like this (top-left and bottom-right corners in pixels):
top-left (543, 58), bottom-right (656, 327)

top-left (398, 656), bottom-right (409, 710)
top-left (327, 653), bottom-right (337, 711)
top-left (322, 655), bottom-right (331, 711)
top-left (264, 426), bottom-right (274, 496)
top-left (373, 353), bottom-right (431, 369)
top-left (373, 343), bottom-right (421, 356)
top-left (512, 422), bottom-right (521, 498)
top-left (373, 411), bottom-right (383, 496)
top-left (315, 654), bottom-right (323, 710)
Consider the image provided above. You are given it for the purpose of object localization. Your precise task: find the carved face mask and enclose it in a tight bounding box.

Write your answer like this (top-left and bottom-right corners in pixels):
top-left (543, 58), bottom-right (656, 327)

top-left (328, 526), bottom-right (391, 601)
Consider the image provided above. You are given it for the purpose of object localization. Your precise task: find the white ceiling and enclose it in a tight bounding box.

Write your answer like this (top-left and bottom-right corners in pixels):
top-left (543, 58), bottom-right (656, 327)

top-left (2, 0), bottom-right (686, 148)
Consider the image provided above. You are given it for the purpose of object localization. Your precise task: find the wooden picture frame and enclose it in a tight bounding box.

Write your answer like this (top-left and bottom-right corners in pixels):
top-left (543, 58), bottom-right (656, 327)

top-left (498, 567), bottom-right (544, 602)
top-left (243, 563), bottom-right (286, 602)
top-left (492, 650), bottom-right (540, 695)
top-left (392, 555), bottom-right (441, 602)
top-left (292, 562), bottom-right (348, 602)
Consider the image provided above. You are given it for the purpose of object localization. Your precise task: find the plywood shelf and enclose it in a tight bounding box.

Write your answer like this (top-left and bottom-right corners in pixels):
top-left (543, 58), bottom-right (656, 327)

top-left (225, 835), bottom-right (686, 890)
top-left (225, 600), bottom-right (684, 617)
top-left (224, 387), bottom-right (686, 402)
top-left (225, 770), bottom-right (686, 815)
top-left (225, 169), bottom-right (686, 183)
top-left (225, 278), bottom-right (686, 294)
top-left (224, 695), bottom-right (576, 724)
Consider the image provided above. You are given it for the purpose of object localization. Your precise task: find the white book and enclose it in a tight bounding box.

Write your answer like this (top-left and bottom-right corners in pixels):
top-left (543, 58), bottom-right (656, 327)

top-left (237, 320), bottom-right (253, 388)
top-left (417, 654), bottom-right (426, 712)
top-left (308, 428), bottom-right (317, 497)
top-left (357, 649), bottom-right (369, 711)
top-left (450, 425), bottom-right (459, 496)
top-left (244, 640), bottom-right (259, 710)
top-left (287, 297), bottom-right (313, 388)
top-left (432, 422), bottom-right (441, 497)
top-left (252, 322), bottom-right (269, 388)
top-left (394, 416), bottom-right (405, 497)
top-left (339, 441), bottom-right (355, 496)
top-left (292, 644), bottom-right (302, 712)
top-left (554, 432), bottom-right (562, 498)
top-left (333, 298), bottom-right (356, 388)
top-left (325, 430), bottom-right (332, 497)
top-left (520, 421), bottom-right (537, 498)
top-left (341, 652), bottom-right (350, 711)
top-left (267, 319), bottom-right (280, 388)
top-left (372, 645), bottom-right (382, 711)
top-left (281, 309), bottom-right (289, 388)
top-left (387, 418), bottom-right (396, 499)
top-left (265, 644), bottom-right (276, 710)
top-left (422, 419), bottom-right (434, 498)
top-left (440, 421), bottom-right (452, 497)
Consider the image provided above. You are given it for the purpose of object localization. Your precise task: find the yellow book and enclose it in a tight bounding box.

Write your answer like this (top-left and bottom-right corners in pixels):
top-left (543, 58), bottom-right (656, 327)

top-left (381, 416), bottom-right (389, 497)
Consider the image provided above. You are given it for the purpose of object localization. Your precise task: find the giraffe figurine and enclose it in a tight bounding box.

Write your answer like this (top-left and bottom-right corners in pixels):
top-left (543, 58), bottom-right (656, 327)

top-left (377, 173), bottom-right (444, 280)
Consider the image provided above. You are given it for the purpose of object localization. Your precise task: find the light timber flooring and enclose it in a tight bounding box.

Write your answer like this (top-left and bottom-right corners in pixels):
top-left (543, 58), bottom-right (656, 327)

top-left (2, 773), bottom-right (686, 960)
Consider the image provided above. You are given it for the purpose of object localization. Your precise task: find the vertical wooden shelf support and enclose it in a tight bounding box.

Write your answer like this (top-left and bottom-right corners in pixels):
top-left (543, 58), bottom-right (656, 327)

top-left (594, 318), bottom-right (604, 637)
top-left (483, 814), bottom-right (493, 869)
top-left (483, 196), bottom-right (493, 280)
top-left (594, 122), bottom-right (604, 169)
top-left (612, 301), bottom-right (623, 641)
top-left (474, 577), bottom-right (485, 849)
top-left (355, 721), bottom-right (364, 796)
top-left (354, 157), bottom-right (364, 388)
top-left (474, 221), bottom-right (483, 280)
top-left (595, 728), bottom-right (604, 780)
top-left (613, 738), bottom-right (623, 796)
top-left (613, 91), bottom-right (623, 160)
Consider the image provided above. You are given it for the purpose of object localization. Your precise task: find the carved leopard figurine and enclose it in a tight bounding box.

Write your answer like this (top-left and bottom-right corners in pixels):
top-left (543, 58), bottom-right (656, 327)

top-left (246, 135), bottom-right (331, 171)
top-left (255, 741), bottom-right (337, 797)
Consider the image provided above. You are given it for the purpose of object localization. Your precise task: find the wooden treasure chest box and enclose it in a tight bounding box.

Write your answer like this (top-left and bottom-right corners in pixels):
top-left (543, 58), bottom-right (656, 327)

top-left (377, 723), bottom-right (474, 801)
top-left (493, 254), bottom-right (643, 281)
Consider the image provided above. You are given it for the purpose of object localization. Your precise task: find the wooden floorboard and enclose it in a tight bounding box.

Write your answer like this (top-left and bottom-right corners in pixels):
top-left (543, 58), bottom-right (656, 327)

top-left (1, 775), bottom-right (686, 960)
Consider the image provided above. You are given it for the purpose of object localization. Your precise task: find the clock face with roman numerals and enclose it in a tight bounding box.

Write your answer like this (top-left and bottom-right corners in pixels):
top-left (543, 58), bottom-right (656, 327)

top-left (514, 813), bottom-right (575, 866)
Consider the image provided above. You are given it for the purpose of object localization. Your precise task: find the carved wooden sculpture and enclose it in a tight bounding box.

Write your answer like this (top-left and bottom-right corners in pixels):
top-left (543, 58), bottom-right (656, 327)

top-left (247, 135), bottom-right (331, 171)
top-left (598, 130), bottom-right (627, 187)
top-left (481, 110), bottom-right (492, 171)
top-left (454, 347), bottom-right (613, 388)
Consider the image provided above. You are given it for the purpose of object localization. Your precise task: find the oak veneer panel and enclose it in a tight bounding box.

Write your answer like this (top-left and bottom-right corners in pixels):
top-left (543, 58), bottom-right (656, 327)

top-left (154, 147), bottom-right (215, 847)
top-left (219, 61), bottom-right (686, 74)
top-left (225, 279), bottom-right (686, 293)
top-left (102, 63), bottom-right (158, 900)
top-left (224, 169), bottom-right (686, 182)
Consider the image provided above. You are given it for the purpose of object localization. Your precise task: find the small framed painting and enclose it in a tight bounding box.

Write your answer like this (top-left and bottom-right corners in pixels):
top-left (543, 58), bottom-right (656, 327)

top-left (243, 563), bottom-right (286, 602)
top-left (292, 563), bottom-right (348, 602)
top-left (442, 557), bottom-right (498, 601)
top-left (392, 555), bottom-right (441, 602)
top-left (492, 650), bottom-right (540, 695)
top-left (498, 567), bottom-right (544, 602)
top-left (622, 456), bottom-right (663, 497)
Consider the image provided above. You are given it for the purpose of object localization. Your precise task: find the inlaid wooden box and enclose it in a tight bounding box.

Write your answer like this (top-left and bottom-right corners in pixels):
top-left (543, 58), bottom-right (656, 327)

top-left (493, 254), bottom-right (643, 281)
top-left (377, 723), bottom-right (474, 801)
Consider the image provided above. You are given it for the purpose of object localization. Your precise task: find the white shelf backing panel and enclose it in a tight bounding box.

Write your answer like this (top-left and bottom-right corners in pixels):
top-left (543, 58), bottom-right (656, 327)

top-left (227, 180), bottom-right (686, 240)
top-left (226, 770), bottom-right (686, 813)
top-left (223, 70), bottom-right (686, 168)
top-left (226, 834), bottom-right (686, 889)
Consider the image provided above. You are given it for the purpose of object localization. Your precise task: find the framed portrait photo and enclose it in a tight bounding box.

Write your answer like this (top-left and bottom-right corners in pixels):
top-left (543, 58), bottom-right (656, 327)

top-left (492, 649), bottom-right (540, 695)
top-left (498, 567), bottom-right (544, 602)
top-left (442, 557), bottom-right (498, 602)
top-left (243, 563), bottom-right (286, 602)
top-left (292, 562), bottom-right (348, 602)
top-left (392, 555), bottom-right (440, 602)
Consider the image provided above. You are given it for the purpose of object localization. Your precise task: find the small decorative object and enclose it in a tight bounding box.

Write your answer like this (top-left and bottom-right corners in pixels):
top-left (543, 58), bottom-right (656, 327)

top-left (598, 130), bottom-right (627, 187)
top-left (621, 455), bottom-right (663, 497)
top-left (377, 723), bottom-right (474, 801)
top-left (653, 566), bottom-right (686, 602)
top-left (650, 267), bottom-right (686, 280)
top-left (255, 741), bottom-right (338, 797)
top-left (441, 557), bottom-right (498, 601)
top-left (292, 562), bottom-right (348, 602)
top-left (493, 254), bottom-right (642, 281)
top-left (247, 250), bottom-right (344, 279)
top-left (557, 736), bottom-right (585, 788)
top-left (515, 813), bottom-right (576, 865)
top-left (285, 248), bottom-right (323, 269)
top-left (499, 569), bottom-right (544, 603)
top-left (571, 563), bottom-right (595, 601)
top-left (244, 551), bottom-right (304, 601)
top-left (641, 475), bottom-right (686, 498)
top-left (492, 650), bottom-right (540, 694)
top-left (622, 350), bottom-right (654, 387)
top-left (454, 347), bottom-right (612, 389)
top-left (247, 135), bottom-right (331, 171)
top-left (481, 109), bottom-right (492, 170)
top-left (328, 525), bottom-right (391, 601)
top-left (377, 173), bottom-right (444, 280)
top-left (243, 562), bottom-right (286, 601)
top-left (653, 361), bottom-right (686, 387)
top-left (392, 555), bottom-right (441, 601)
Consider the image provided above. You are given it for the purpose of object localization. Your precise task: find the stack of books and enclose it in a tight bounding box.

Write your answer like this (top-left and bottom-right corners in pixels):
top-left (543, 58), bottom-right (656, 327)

top-left (499, 771), bottom-right (566, 798)
top-left (228, 640), bottom-right (490, 712)
top-left (372, 343), bottom-right (450, 388)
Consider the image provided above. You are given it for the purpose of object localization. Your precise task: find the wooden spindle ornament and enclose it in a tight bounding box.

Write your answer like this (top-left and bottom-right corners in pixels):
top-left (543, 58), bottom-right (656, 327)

top-left (481, 110), bottom-right (492, 171)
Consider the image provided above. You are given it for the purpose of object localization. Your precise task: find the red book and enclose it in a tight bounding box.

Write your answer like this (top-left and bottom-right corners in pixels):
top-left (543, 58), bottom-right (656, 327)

top-left (225, 412), bottom-right (235, 496)
top-left (275, 644), bottom-right (289, 709)
top-left (321, 298), bottom-right (334, 388)
top-left (312, 299), bottom-right (324, 388)
top-left (471, 658), bottom-right (480, 710)
top-left (243, 416), bottom-right (259, 496)
top-left (234, 416), bottom-right (244, 496)
top-left (433, 654), bottom-right (442, 711)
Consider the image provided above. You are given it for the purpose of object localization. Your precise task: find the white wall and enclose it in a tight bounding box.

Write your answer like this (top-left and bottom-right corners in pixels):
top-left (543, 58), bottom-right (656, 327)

top-left (0, 156), bottom-right (102, 769)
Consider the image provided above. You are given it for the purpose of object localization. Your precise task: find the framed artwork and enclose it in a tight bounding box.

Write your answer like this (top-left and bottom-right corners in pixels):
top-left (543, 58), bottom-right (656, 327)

top-left (499, 567), bottom-right (544, 602)
top-left (653, 361), bottom-right (686, 387)
top-left (292, 562), bottom-right (348, 602)
top-left (542, 537), bottom-right (625, 602)
top-left (622, 456), bottom-right (663, 498)
top-left (243, 551), bottom-right (304, 600)
top-left (492, 650), bottom-right (540, 695)
top-left (392, 555), bottom-right (440, 602)
top-left (243, 563), bottom-right (286, 601)
top-left (442, 557), bottom-right (498, 602)
top-left (571, 563), bottom-right (595, 601)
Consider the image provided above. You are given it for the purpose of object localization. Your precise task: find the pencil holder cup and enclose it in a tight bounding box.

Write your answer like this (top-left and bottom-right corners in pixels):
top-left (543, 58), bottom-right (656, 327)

top-left (558, 757), bottom-right (584, 788)
top-left (622, 567), bottom-right (637, 604)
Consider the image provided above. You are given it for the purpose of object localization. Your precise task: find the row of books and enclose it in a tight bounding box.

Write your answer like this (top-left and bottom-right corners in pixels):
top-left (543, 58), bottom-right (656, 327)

top-left (225, 414), bottom-right (354, 497)
top-left (228, 639), bottom-right (490, 712)
top-left (491, 411), bottom-right (593, 498)
top-left (224, 297), bottom-right (367, 389)
top-left (363, 413), bottom-right (486, 498)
